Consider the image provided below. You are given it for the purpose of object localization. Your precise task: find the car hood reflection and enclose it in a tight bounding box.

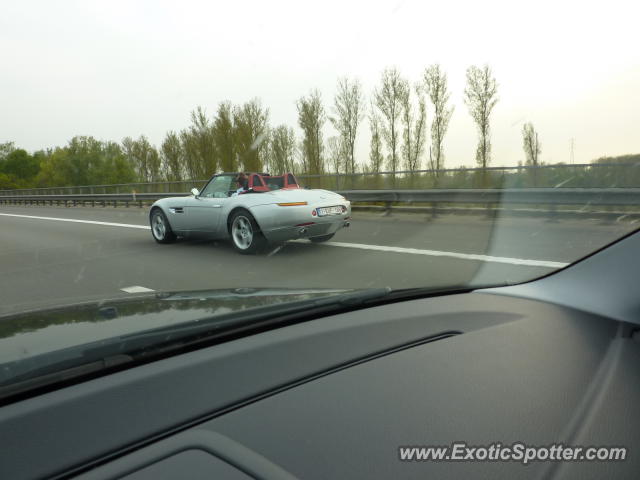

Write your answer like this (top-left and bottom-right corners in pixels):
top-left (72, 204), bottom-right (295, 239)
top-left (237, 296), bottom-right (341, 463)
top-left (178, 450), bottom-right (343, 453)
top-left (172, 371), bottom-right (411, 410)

top-left (0, 288), bottom-right (350, 364)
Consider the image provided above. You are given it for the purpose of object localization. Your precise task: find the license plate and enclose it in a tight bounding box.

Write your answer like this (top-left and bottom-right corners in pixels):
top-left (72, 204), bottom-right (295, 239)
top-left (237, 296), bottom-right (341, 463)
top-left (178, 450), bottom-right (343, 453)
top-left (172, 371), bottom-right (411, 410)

top-left (316, 205), bottom-right (343, 216)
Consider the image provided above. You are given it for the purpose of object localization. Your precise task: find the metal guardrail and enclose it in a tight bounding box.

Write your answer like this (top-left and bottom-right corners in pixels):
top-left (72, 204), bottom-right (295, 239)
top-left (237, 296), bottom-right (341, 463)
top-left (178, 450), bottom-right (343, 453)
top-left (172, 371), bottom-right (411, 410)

top-left (1, 189), bottom-right (639, 209)
top-left (0, 182), bottom-right (207, 197)
top-left (1, 161), bottom-right (639, 196)
top-left (0, 193), bottom-right (185, 208)
top-left (299, 162), bottom-right (639, 178)
top-left (339, 188), bottom-right (640, 206)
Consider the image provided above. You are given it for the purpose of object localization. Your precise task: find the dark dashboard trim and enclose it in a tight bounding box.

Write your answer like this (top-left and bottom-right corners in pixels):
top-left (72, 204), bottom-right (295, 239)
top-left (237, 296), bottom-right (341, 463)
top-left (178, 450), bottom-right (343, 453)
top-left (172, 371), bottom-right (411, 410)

top-left (0, 293), bottom-right (522, 480)
top-left (62, 331), bottom-right (460, 479)
top-left (76, 430), bottom-right (298, 480)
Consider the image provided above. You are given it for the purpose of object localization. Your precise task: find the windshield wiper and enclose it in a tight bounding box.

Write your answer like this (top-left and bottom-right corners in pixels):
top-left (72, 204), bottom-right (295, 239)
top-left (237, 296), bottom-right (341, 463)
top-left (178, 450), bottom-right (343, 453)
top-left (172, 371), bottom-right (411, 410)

top-left (0, 288), bottom-right (391, 403)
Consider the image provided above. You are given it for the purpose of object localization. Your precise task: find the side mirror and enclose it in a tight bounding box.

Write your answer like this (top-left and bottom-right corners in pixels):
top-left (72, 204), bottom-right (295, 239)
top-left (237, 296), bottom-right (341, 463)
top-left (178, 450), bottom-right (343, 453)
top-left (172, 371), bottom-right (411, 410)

top-left (190, 188), bottom-right (200, 197)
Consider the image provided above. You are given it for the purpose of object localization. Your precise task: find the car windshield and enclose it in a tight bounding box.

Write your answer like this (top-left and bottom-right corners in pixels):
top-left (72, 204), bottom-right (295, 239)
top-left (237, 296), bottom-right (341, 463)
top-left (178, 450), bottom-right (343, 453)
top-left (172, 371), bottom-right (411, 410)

top-left (200, 175), bottom-right (235, 197)
top-left (0, 0), bottom-right (638, 393)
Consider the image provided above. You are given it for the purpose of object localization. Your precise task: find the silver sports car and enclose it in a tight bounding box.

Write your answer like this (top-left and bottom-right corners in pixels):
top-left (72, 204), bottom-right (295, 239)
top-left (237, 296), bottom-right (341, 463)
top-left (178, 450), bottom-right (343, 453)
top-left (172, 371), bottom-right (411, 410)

top-left (149, 172), bottom-right (351, 253)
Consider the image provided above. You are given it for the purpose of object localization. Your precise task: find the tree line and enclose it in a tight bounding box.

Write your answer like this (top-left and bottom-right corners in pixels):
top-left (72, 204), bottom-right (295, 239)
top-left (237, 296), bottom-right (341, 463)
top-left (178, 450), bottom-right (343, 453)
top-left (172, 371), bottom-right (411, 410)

top-left (0, 63), bottom-right (557, 190)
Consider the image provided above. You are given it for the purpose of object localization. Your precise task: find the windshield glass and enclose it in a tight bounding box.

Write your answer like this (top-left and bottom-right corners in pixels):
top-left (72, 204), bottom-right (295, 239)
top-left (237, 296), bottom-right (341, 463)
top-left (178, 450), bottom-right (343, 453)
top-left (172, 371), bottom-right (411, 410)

top-left (200, 175), bottom-right (235, 197)
top-left (0, 0), bottom-right (638, 393)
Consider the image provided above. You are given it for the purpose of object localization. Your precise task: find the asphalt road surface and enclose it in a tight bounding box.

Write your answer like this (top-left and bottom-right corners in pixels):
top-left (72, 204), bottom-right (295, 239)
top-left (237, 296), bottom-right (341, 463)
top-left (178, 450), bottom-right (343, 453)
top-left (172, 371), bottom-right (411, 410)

top-left (1, 204), bottom-right (637, 315)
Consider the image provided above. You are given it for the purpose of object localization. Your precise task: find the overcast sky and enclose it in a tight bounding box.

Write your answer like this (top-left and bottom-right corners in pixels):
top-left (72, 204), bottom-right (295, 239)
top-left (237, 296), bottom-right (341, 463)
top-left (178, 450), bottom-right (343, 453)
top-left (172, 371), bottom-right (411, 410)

top-left (1, 0), bottom-right (639, 168)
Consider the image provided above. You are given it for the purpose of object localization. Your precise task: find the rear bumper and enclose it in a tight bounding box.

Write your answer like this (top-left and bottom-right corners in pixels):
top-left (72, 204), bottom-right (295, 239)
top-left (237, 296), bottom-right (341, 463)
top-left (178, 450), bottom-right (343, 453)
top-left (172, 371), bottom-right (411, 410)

top-left (250, 199), bottom-right (351, 244)
top-left (262, 218), bottom-right (350, 244)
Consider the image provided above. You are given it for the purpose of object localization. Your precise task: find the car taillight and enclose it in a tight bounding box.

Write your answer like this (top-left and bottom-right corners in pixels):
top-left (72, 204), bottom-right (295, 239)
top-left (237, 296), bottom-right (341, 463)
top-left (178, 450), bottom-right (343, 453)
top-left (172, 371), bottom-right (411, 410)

top-left (277, 202), bottom-right (308, 206)
top-left (312, 210), bottom-right (317, 216)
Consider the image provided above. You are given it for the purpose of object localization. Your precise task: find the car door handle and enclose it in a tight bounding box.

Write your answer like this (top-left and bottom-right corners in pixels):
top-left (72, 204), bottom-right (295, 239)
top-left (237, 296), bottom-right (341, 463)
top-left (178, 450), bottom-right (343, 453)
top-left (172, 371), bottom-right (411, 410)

top-left (211, 205), bottom-right (222, 208)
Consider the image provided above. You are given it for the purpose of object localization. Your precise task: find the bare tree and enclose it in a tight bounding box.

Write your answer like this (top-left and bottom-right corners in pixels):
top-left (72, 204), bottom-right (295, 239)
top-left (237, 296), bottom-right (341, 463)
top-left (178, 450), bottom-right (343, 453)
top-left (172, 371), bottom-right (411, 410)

top-left (330, 78), bottom-right (364, 177)
top-left (269, 125), bottom-right (297, 174)
top-left (400, 83), bottom-right (427, 175)
top-left (189, 107), bottom-right (217, 177)
top-left (122, 135), bottom-right (161, 182)
top-left (522, 122), bottom-right (541, 166)
top-left (423, 64), bottom-right (453, 176)
top-left (522, 122), bottom-right (542, 186)
top-left (326, 136), bottom-right (344, 189)
top-left (368, 105), bottom-right (385, 188)
top-left (160, 131), bottom-right (183, 181)
top-left (295, 138), bottom-right (307, 174)
top-left (179, 129), bottom-right (202, 180)
top-left (177, 107), bottom-right (216, 179)
top-left (296, 90), bottom-right (325, 176)
top-left (374, 68), bottom-right (405, 177)
top-left (464, 65), bottom-right (498, 171)
top-left (212, 101), bottom-right (236, 172)
top-left (234, 98), bottom-right (270, 172)
top-left (368, 105), bottom-right (384, 173)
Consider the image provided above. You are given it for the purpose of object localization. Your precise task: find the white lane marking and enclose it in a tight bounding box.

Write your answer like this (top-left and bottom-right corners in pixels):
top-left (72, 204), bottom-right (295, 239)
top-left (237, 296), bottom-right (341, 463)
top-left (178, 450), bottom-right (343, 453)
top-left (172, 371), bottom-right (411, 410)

top-left (0, 213), bottom-right (150, 230)
top-left (291, 240), bottom-right (568, 269)
top-left (1, 212), bottom-right (568, 269)
top-left (121, 286), bottom-right (155, 293)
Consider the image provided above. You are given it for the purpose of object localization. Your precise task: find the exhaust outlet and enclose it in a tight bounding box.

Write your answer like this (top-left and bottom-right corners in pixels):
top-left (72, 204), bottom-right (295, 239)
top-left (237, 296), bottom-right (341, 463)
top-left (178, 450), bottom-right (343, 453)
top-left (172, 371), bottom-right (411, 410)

top-left (298, 227), bottom-right (307, 235)
top-left (344, 221), bottom-right (350, 228)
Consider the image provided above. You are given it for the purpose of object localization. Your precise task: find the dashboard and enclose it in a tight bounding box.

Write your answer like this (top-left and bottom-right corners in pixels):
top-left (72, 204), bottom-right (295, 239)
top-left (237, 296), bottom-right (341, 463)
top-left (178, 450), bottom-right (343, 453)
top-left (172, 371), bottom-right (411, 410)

top-left (1, 233), bottom-right (639, 479)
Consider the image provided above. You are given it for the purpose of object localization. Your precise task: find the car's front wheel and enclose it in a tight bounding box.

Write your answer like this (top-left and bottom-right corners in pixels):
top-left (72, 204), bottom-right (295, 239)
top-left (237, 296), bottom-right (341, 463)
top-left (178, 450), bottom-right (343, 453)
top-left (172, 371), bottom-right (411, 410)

top-left (310, 233), bottom-right (335, 243)
top-left (229, 210), bottom-right (266, 254)
top-left (150, 209), bottom-right (176, 244)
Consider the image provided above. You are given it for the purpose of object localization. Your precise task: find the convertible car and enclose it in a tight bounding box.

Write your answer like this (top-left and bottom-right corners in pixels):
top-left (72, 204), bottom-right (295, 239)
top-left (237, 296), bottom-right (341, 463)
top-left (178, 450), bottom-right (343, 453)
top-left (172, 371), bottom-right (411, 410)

top-left (149, 172), bottom-right (351, 253)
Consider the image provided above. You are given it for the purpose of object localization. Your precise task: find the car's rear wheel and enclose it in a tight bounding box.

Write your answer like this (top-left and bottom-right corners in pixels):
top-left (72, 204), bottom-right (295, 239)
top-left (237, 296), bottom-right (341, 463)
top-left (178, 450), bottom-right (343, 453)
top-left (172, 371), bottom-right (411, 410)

top-left (150, 209), bottom-right (176, 244)
top-left (310, 233), bottom-right (335, 243)
top-left (229, 210), bottom-right (266, 254)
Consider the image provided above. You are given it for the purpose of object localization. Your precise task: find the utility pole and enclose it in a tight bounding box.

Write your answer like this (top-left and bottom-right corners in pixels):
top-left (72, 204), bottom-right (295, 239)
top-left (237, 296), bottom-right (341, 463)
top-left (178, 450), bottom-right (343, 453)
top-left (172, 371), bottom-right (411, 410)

top-left (570, 138), bottom-right (575, 164)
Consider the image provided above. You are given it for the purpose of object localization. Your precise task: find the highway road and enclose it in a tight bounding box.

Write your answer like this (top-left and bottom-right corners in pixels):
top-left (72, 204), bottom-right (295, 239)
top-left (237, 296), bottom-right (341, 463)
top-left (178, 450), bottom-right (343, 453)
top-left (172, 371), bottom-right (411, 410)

top-left (1, 204), bottom-right (637, 315)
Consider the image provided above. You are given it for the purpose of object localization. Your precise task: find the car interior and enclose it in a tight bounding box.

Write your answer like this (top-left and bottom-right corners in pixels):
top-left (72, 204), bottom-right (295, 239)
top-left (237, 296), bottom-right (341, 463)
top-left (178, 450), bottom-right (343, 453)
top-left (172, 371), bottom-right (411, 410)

top-left (1, 2), bottom-right (637, 479)
top-left (1, 228), bottom-right (638, 480)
